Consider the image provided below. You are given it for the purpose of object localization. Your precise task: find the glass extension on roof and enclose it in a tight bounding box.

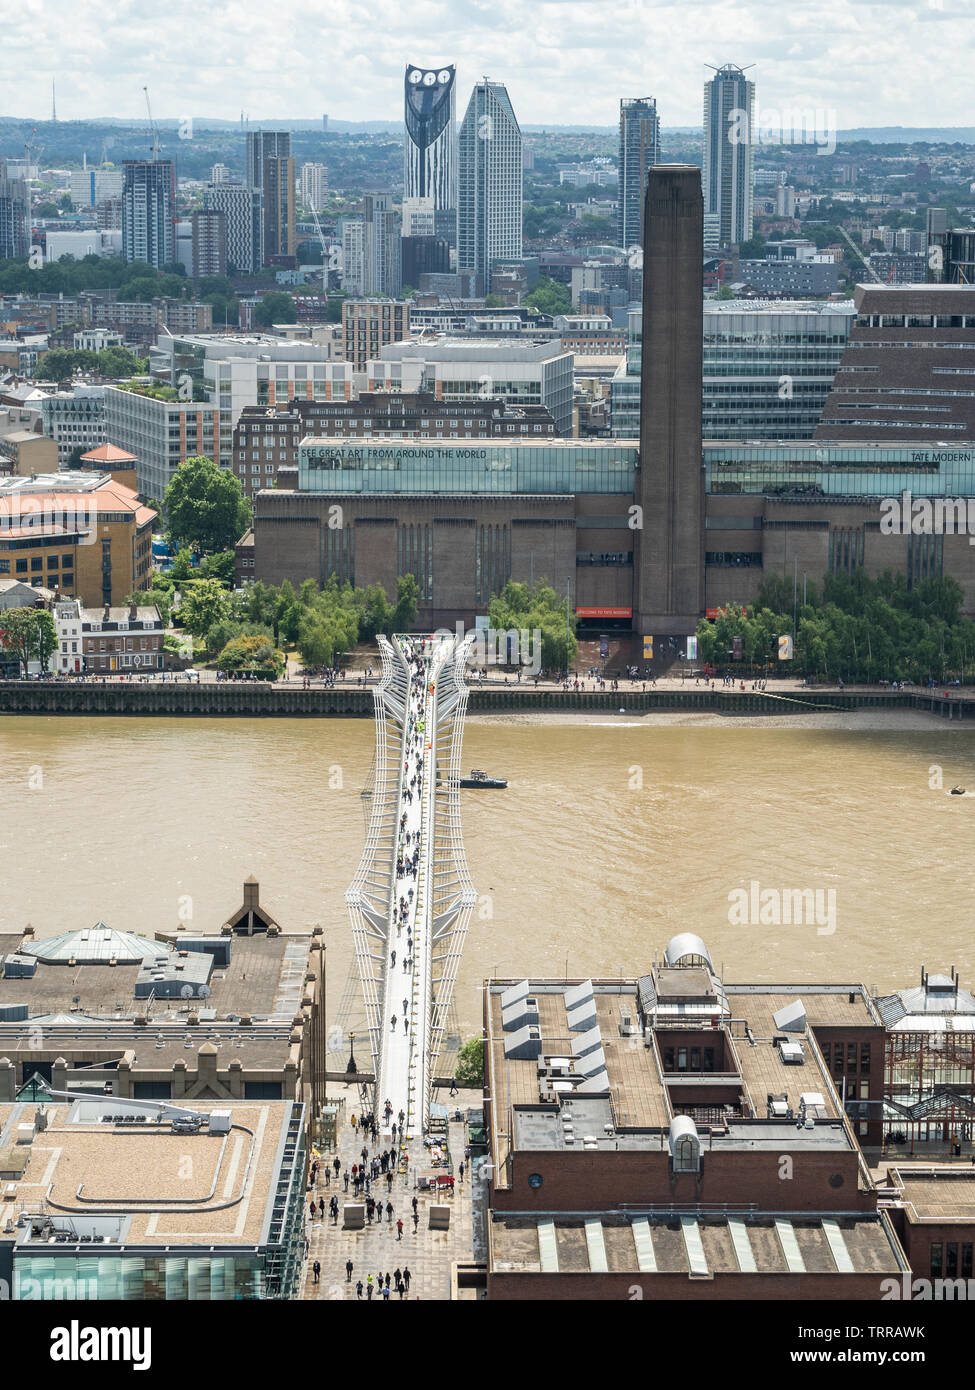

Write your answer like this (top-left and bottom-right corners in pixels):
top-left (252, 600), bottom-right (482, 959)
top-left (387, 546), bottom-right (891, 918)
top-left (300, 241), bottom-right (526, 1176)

top-left (298, 439), bottom-right (639, 495)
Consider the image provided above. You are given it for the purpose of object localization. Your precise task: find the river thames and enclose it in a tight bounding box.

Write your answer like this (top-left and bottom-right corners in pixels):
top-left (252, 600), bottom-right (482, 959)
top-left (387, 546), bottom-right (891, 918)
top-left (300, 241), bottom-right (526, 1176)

top-left (1, 711), bottom-right (973, 1041)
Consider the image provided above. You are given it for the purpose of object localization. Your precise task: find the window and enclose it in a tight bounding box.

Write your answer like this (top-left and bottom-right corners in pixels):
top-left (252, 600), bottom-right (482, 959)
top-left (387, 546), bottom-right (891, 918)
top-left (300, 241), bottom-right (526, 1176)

top-left (963, 1244), bottom-right (973, 1279)
top-left (860, 1044), bottom-right (871, 1075)
top-left (847, 1042), bottom-right (858, 1071)
top-left (946, 1243), bottom-right (959, 1278)
top-left (30, 557), bottom-right (42, 571)
top-left (930, 1243), bottom-right (943, 1279)
top-left (820, 1043), bottom-right (831, 1067)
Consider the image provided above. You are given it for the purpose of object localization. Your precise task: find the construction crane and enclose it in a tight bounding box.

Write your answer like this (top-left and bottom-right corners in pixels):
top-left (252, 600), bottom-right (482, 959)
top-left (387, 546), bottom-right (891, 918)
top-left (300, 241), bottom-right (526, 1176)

top-left (834, 223), bottom-right (884, 285)
top-left (309, 204), bottom-right (330, 299)
top-left (143, 86), bottom-right (160, 161)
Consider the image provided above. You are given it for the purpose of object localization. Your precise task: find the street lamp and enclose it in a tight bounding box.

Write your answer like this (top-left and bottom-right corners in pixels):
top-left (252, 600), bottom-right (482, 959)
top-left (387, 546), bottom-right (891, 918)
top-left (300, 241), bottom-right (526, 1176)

top-left (346, 1031), bottom-right (358, 1076)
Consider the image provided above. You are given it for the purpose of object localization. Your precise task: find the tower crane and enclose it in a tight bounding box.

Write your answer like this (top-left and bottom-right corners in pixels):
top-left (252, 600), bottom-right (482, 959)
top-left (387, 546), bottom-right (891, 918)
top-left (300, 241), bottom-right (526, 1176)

top-left (143, 86), bottom-right (160, 161)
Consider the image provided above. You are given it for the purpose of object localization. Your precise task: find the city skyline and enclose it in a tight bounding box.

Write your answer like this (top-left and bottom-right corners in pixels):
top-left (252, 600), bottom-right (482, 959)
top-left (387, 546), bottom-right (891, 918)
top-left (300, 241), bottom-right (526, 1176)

top-left (2, 0), bottom-right (970, 131)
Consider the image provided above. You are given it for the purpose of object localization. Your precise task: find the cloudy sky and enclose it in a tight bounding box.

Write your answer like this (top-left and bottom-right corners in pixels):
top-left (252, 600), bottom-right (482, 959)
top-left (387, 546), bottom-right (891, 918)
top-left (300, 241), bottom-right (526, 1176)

top-left (8, 0), bottom-right (974, 129)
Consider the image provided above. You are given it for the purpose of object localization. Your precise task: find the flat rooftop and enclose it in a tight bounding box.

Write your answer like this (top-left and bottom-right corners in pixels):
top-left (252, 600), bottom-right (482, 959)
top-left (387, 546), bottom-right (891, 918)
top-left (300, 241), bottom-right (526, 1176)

top-left (888, 1168), bottom-right (975, 1224)
top-left (489, 1212), bottom-right (902, 1278)
top-left (0, 1098), bottom-right (300, 1249)
top-left (486, 979), bottom-right (850, 1182)
top-left (0, 930), bottom-right (310, 1024)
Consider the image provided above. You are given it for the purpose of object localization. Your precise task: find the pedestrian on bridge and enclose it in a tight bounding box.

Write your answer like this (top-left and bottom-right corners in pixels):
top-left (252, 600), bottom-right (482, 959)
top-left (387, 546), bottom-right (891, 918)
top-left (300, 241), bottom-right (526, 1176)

top-left (411, 1195), bottom-right (418, 1215)
top-left (312, 1260), bottom-right (320, 1284)
top-left (346, 1259), bottom-right (353, 1281)
top-left (333, 1156), bottom-right (341, 1179)
top-left (386, 1200), bottom-right (394, 1222)
top-left (391, 1015), bottom-right (397, 1032)
top-left (318, 1197), bottom-right (325, 1219)
top-left (403, 1267), bottom-right (411, 1291)
top-left (361, 1145), bottom-right (368, 1164)
top-left (403, 997), bottom-right (408, 1015)
top-left (356, 1280), bottom-right (363, 1299)
top-left (396, 1218), bottom-right (404, 1239)
top-left (343, 1169), bottom-right (349, 1191)
top-left (309, 1200), bottom-right (316, 1221)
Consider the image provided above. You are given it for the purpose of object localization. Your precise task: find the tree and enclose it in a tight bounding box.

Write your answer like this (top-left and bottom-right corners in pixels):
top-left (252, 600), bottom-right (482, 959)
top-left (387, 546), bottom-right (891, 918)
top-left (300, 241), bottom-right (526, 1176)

top-left (215, 633), bottom-right (284, 676)
top-left (168, 547), bottom-right (194, 582)
top-left (164, 455), bottom-right (251, 555)
top-left (454, 1037), bottom-right (484, 1089)
top-left (254, 291), bottom-right (297, 327)
top-left (0, 608), bottom-right (57, 676)
top-left (488, 579), bottom-right (578, 672)
top-left (179, 580), bottom-right (232, 641)
top-left (523, 275), bottom-right (571, 316)
top-left (126, 589), bottom-right (170, 627)
top-left (198, 550), bottom-right (237, 585)
top-left (392, 574), bottom-right (419, 634)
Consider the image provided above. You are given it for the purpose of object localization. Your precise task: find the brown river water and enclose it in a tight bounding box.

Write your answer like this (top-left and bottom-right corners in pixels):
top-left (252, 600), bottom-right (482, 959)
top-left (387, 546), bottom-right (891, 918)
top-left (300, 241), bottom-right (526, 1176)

top-left (1, 710), bottom-right (974, 1039)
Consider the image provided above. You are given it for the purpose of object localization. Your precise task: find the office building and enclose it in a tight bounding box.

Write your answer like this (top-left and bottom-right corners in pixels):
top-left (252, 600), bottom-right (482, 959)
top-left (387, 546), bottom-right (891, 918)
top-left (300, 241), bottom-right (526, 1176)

top-left (457, 80), bottom-right (523, 283)
top-left (404, 63), bottom-right (457, 246)
top-left (68, 166), bottom-right (123, 210)
top-left (300, 161), bottom-right (328, 212)
top-left (401, 198), bottom-right (450, 288)
top-left (617, 97), bottom-right (660, 250)
top-left (816, 284), bottom-right (975, 443)
top-left (373, 336), bottom-right (574, 435)
top-left (340, 197), bottom-right (400, 299)
top-left (121, 160), bottom-right (175, 270)
top-left (0, 160), bottom-right (29, 260)
top-left (246, 131), bottom-right (295, 265)
top-left (204, 181), bottom-right (262, 274)
top-left (191, 209), bottom-right (228, 278)
top-left (703, 64), bottom-right (755, 246)
top-left (39, 385), bottom-right (106, 465)
top-left (738, 256), bottom-right (838, 296)
top-left (209, 162), bottom-right (230, 184)
top-left (0, 470), bottom-right (155, 604)
top-left (102, 386), bottom-right (224, 498)
top-left (635, 165), bottom-right (705, 636)
top-left (341, 299), bottom-right (411, 371)
top-left (45, 229), bottom-right (122, 262)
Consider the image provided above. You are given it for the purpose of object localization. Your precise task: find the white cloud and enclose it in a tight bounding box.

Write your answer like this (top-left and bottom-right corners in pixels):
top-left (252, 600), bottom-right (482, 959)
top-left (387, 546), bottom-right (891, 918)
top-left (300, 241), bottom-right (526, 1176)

top-left (14, 0), bottom-right (975, 128)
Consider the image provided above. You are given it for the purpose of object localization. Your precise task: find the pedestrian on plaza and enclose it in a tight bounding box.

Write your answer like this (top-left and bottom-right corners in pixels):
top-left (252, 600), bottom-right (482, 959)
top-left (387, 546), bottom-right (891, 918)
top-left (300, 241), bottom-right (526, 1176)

top-left (318, 1197), bottom-right (325, 1219)
top-left (391, 1015), bottom-right (397, 1032)
top-left (333, 1156), bottom-right (341, 1178)
top-left (351, 1112), bottom-right (357, 1131)
top-left (356, 1280), bottom-right (363, 1299)
top-left (386, 1200), bottom-right (393, 1222)
top-left (381, 1283), bottom-right (390, 1300)
top-left (367, 1273), bottom-right (373, 1290)
top-left (403, 1267), bottom-right (411, 1291)
top-left (361, 1145), bottom-right (368, 1165)
top-left (397, 1280), bottom-right (405, 1300)
top-left (396, 1218), bottom-right (404, 1239)
top-left (394, 1266), bottom-right (402, 1285)
top-left (343, 1169), bottom-right (349, 1191)
top-left (386, 1170), bottom-right (393, 1192)
top-left (312, 1260), bottom-right (321, 1284)
top-left (309, 1199), bottom-right (316, 1221)
top-left (323, 1166), bottom-right (330, 1187)
top-left (346, 1259), bottom-right (353, 1282)
top-left (366, 1282), bottom-right (374, 1301)
top-left (390, 1146), bottom-right (397, 1165)
top-left (412, 1195), bottom-right (418, 1215)
top-left (458, 1161), bottom-right (464, 1182)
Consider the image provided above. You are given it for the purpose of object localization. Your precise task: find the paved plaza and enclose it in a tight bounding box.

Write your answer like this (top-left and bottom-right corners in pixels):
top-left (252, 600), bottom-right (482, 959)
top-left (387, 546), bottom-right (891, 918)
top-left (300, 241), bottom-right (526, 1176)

top-left (299, 1089), bottom-right (479, 1302)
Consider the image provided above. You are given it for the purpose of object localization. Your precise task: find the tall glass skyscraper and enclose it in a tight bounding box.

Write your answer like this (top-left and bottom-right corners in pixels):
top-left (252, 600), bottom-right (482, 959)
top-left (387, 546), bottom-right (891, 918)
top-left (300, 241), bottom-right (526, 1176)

top-left (457, 80), bottom-right (522, 285)
top-left (703, 63), bottom-right (755, 247)
top-left (404, 63), bottom-right (457, 247)
top-left (617, 97), bottom-right (660, 251)
top-left (121, 160), bottom-right (175, 269)
top-left (245, 131), bottom-right (295, 265)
